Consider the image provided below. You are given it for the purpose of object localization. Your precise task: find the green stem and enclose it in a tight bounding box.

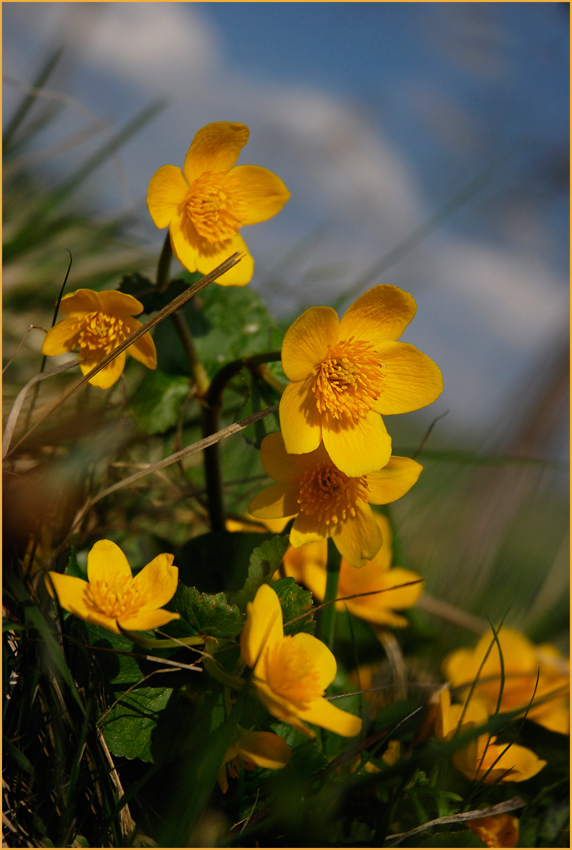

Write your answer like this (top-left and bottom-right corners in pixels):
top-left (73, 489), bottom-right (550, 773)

top-left (156, 232), bottom-right (173, 292)
top-left (200, 401), bottom-right (226, 532)
top-left (170, 311), bottom-right (210, 395)
top-left (320, 540), bottom-right (341, 650)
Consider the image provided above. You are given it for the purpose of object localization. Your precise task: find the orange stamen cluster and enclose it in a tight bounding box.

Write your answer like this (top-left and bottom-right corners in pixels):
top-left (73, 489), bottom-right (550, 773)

top-left (297, 462), bottom-right (368, 526)
top-left (87, 575), bottom-right (143, 620)
top-left (312, 338), bottom-right (384, 420)
top-left (265, 637), bottom-right (323, 706)
top-left (185, 171), bottom-right (246, 242)
top-left (78, 312), bottom-right (128, 357)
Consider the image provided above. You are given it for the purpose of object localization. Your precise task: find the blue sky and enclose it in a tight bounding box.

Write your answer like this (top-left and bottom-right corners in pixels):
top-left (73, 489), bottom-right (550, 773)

top-left (3, 2), bottom-right (569, 450)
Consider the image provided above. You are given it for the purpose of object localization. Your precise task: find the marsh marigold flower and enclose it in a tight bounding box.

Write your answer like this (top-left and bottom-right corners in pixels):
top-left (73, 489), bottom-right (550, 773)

top-left (280, 284), bottom-right (443, 477)
top-left (218, 728), bottom-right (291, 793)
top-left (42, 289), bottom-right (157, 389)
top-left (241, 583), bottom-right (362, 738)
top-left (443, 627), bottom-right (570, 735)
top-left (278, 514), bottom-right (423, 627)
top-left (435, 686), bottom-right (546, 784)
top-left (46, 540), bottom-right (180, 634)
top-left (249, 432), bottom-right (422, 567)
top-left (467, 814), bottom-right (519, 848)
top-left (146, 121), bottom-right (290, 286)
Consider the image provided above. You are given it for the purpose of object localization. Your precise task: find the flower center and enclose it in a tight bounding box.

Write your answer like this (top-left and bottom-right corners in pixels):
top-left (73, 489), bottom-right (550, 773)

top-left (87, 575), bottom-right (143, 620)
top-left (77, 312), bottom-right (128, 358)
top-left (297, 462), bottom-right (368, 526)
top-left (265, 637), bottom-right (324, 706)
top-left (312, 338), bottom-right (384, 420)
top-left (185, 171), bottom-right (247, 242)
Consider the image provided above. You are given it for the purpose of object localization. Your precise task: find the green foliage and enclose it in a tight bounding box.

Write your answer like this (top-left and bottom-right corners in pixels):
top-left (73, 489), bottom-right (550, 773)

top-left (172, 583), bottom-right (244, 639)
top-left (129, 369), bottom-right (191, 435)
top-left (104, 686), bottom-right (174, 762)
top-left (232, 534), bottom-right (291, 609)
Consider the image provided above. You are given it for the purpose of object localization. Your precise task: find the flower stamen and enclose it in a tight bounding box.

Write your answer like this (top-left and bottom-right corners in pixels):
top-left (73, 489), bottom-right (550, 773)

top-left (312, 338), bottom-right (384, 420)
top-left (87, 576), bottom-right (143, 620)
top-left (77, 312), bottom-right (128, 359)
top-left (185, 171), bottom-right (247, 242)
top-left (297, 462), bottom-right (368, 526)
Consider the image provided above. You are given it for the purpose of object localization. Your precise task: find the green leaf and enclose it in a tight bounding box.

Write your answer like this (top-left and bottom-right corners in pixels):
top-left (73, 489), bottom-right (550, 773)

top-left (172, 584), bottom-right (244, 639)
top-left (103, 686), bottom-right (173, 762)
top-left (153, 278), bottom-right (283, 378)
top-left (273, 577), bottom-right (315, 635)
top-left (129, 368), bottom-right (191, 435)
top-left (176, 530), bottom-right (270, 594)
top-left (232, 535), bottom-right (291, 610)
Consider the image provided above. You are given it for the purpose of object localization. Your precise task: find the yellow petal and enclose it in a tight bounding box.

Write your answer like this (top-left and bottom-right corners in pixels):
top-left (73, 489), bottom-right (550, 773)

top-left (241, 583), bottom-right (283, 668)
top-left (45, 572), bottom-right (90, 615)
top-left (290, 632), bottom-right (337, 690)
top-left (195, 232), bottom-right (254, 286)
top-left (87, 539), bottom-right (132, 585)
top-left (279, 379), bottom-right (323, 456)
top-left (122, 318), bottom-right (157, 369)
top-left (146, 164), bottom-right (189, 229)
top-left (483, 741), bottom-right (546, 783)
top-left (93, 290), bottom-right (145, 318)
top-left (331, 503), bottom-right (383, 568)
top-left (132, 553), bottom-right (179, 610)
top-left (260, 431), bottom-right (325, 482)
top-left (58, 289), bottom-right (106, 315)
top-left (119, 609), bottom-right (180, 631)
top-left (183, 122), bottom-right (250, 183)
top-left (229, 165), bottom-right (290, 225)
top-left (80, 351), bottom-right (126, 389)
top-left (297, 696), bottom-right (362, 738)
top-left (289, 511), bottom-right (331, 548)
top-left (236, 731), bottom-right (291, 769)
top-left (468, 814), bottom-right (519, 848)
top-left (169, 209), bottom-right (200, 273)
top-left (281, 306), bottom-right (340, 381)
top-left (248, 482), bottom-right (299, 519)
top-left (365, 456), bottom-right (423, 504)
top-left (281, 541), bottom-right (328, 597)
top-left (252, 679), bottom-right (315, 737)
top-left (338, 284), bottom-right (417, 345)
top-left (321, 410), bottom-right (391, 478)
top-left (372, 342), bottom-right (443, 415)
top-left (340, 567), bottom-right (423, 626)
top-left (41, 316), bottom-right (82, 355)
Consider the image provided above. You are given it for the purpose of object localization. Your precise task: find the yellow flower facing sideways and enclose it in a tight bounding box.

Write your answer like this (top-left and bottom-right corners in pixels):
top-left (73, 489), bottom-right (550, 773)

top-left (46, 540), bottom-right (180, 635)
top-left (278, 514), bottom-right (423, 627)
top-left (435, 686), bottom-right (546, 784)
top-left (249, 432), bottom-right (422, 567)
top-left (443, 627), bottom-right (570, 735)
top-left (147, 121), bottom-right (290, 286)
top-left (218, 728), bottom-right (291, 793)
top-left (467, 814), bottom-right (519, 849)
top-left (279, 284), bottom-right (443, 477)
top-left (42, 289), bottom-right (157, 389)
top-left (240, 584), bottom-right (362, 739)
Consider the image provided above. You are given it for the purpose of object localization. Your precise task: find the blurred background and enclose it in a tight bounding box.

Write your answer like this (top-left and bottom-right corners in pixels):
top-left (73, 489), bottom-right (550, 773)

top-left (3, 2), bottom-right (569, 647)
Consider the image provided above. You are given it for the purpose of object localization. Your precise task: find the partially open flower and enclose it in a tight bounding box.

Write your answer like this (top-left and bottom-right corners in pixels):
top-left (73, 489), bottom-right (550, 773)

top-left (443, 627), bottom-right (570, 735)
top-left (42, 289), bottom-right (157, 389)
top-left (147, 122), bottom-right (290, 285)
top-left (279, 514), bottom-right (423, 627)
top-left (279, 284), bottom-right (443, 476)
top-left (249, 432), bottom-right (422, 567)
top-left (435, 686), bottom-right (546, 784)
top-left (240, 584), bottom-right (362, 738)
top-left (218, 728), bottom-right (291, 793)
top-left (46, 540), bottom-right (180, 634)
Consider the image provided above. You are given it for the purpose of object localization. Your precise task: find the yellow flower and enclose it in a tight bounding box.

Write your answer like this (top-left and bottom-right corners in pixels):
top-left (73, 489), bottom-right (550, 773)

top-left (146, 121), bottom-right (290, 286)
top-left (41, 289), bottom-right (157, 389)
top-left (443, 627), bottom-right (570, 735)
top-left (435, 686), bottom-right (546, 784)
top-left (46, 540), bottom-right (180, 634)
top-left (467, 814), bottom-right (519, 848)
top-left (240, 583), bottom-right (362, 738)
top-left (218, 728), bottom-right (291, 793)
top-left (278, 514), bottom-right (423, 627)
top-left (279, 284), bottom-right (443, 477)
top-left (249, 431), bottom-right (422, 567)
